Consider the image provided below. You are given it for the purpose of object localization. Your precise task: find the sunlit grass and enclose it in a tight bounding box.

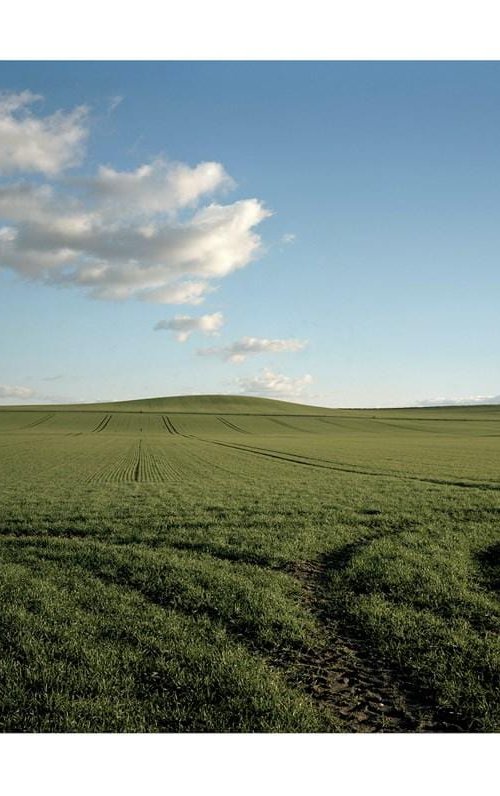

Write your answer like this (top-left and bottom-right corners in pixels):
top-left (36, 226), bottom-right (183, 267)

top-left (0, 397), bottom-right (498, 731)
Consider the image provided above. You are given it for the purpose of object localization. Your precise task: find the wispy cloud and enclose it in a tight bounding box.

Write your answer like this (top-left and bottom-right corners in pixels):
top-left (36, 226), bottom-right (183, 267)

top-left (0, 383), bottom-right (80, 404)
top-left (198, 336), bottom-right (307, 363)
top-left (107, 95), bottom-right (123, 114)
top-left (281, 232), bottom-right (296, 244)
top-left (415, 394), bottom-right (500, 407)
top-left (235, 368), bottom-right (313, 400)
top-left (154, 311), bottom-right (224, 342)
top-left (0, 384), bottom-right (35, 399)
top-left (0, 90), bottom-right (88, 175)
top-left (0, 89), bottom-right (272, 305)
top-left (146, 281), bottom-right (214, 306)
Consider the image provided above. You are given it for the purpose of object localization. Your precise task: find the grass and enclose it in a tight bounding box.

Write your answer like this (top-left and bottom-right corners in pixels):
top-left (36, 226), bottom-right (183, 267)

top-left (0, 396), bottom-right (499, 732)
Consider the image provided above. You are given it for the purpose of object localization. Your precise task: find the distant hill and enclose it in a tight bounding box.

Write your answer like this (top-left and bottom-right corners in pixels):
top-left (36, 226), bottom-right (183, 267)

top-left (71, 394), bottom-right (342, 414)
top-left (1, 394), bottom-right (339, 415)
top-left (2, 394), bottom-right (500, 418)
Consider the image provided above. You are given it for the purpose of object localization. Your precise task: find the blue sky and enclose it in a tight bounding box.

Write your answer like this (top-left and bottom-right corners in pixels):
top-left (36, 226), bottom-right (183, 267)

top-left (0, 61), bottom-right (499, 407)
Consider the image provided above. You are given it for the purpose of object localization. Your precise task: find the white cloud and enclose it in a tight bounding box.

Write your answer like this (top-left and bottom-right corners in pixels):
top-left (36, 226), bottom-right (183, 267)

top-left (198, 336), bottom-right (307, 363)
top-left (145, 281), bottom-right (214, 305)
top-left (0, 176), bottom-right (270, 304)
top-left (235, 368), bottom-right (313, 399)
top-left (0, 380), bottom-right (78, 404)
top-left (0, 131), bottom-right (271, 304)
top-left (154, 311), bottom-right (224, 342)
top-left (0, 90), bottom-right (88, 175)
top-left (0, 384), bottom-right (35, 399)
top-left (281, 232), bottom-right (296, 244)
top-left (87, 158), bottom-right (235, 216)
top-left (415, 394), bottom-right (500, 407)
top-left (0, 225), bottom-right (17, 242)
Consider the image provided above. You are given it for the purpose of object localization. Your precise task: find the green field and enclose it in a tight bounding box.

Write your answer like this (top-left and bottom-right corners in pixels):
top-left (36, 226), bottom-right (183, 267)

top-left (0, 395), bottom-right (499, 732)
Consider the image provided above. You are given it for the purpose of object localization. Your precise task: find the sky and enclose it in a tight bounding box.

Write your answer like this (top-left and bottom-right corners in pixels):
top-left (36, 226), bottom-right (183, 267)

top-left (0, 60), bottom-right (499, 407)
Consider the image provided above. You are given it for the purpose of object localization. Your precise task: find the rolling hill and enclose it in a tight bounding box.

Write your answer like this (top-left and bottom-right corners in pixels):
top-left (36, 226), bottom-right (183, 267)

top-left (2, 393), bottom-right (500, 418)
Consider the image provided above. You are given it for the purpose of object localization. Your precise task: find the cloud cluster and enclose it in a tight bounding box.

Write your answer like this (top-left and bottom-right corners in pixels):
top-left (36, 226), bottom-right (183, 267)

top-left (0, 91), bottom-right (271, 305)
top-left (0, 91), bottom-right (88, 175)
top-left (235, 368), bottom-right (313, 399)
top-left (0, 384), bottom-right (36, 399)
top-left (154, 311), bottom-right (224, 342)
top-left (0, 89), bottom-right (319, 402)
top-left (198, 336), bottom-right (307, 363)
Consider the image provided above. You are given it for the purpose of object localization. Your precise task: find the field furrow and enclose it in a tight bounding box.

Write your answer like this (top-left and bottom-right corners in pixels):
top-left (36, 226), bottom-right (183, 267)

top-left (85, 439), bottom-right (185, 483)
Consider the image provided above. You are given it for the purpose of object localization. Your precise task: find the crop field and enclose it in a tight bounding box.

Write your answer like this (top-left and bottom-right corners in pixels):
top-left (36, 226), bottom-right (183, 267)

top-left (0, 395), bottom-right (499, 732)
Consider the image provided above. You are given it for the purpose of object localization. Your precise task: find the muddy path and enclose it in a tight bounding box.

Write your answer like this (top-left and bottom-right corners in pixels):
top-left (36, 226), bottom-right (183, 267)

top-left (277, 554), bottom-right (467, 733)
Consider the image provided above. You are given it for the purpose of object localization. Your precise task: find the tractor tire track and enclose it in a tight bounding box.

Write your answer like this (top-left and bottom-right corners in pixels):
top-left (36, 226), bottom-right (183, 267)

top-left (179, 442), bottom-right (247, 481)
top-left (132, 441), bottom-right (142, 482)
top-left (92, 414), bottom-right (112, 433)
top-left (21, 413), bottom-right (54, 430)
top-left (216, 416), bottom-right (249, 434)
top-left (162, 415), bottom-right (179, 435)
top-left (267, 417), bottom-right (312, 433)
top-left (191, 435), bottom-right (500, 492)
top-left (282, 552), bottom-right (467, 732)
